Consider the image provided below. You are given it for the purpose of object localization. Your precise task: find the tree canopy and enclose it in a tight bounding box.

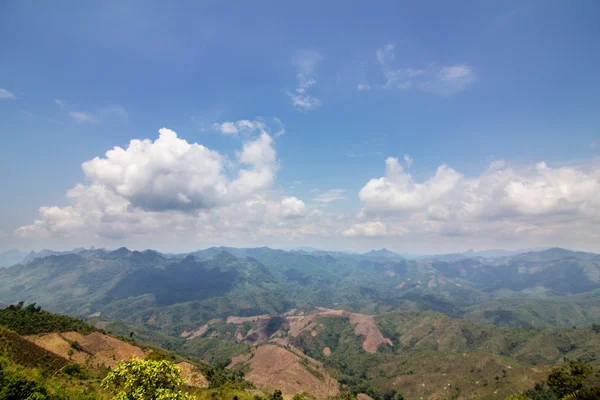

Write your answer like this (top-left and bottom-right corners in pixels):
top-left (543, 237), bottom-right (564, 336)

top-left (101, 357), bottom-right (194, 400)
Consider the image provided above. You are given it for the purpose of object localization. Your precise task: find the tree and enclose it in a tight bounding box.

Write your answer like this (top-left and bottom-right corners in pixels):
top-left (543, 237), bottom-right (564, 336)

top-left (269, 390), bottom-right (283, 400)
top-left (523, 382), bottom-right (557, 400)
top-left (546, 360), bottom-right (592, 399)
top-left (101, 356), bottom-right (194, 400)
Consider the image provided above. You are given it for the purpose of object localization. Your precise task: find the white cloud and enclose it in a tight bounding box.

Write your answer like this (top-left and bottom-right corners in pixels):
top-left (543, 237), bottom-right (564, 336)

top-left (315, 189), bottom-right (346, 204)
top-left (287, 91), bottom-right (320, 111)
top-left (342, 221), bottom-right (388, 238)
top-left (374, 44), bottom-right (475, 95)
top-left (54, 99), bottom-right (66, 108)
top-left (280, 197), bottom-right (307, 219)
top-left (69, 111), bottom-right (99, 123)
top-left (15, 127), bottom-right (293, 242)
top-left (81, 128), bottom-right (278, 212)
top-left (358, 157), bottom-right (600, 237)
top-left (0, 89), bottom-right (16, 99)
top-left (404, 154), bottom-right (413, 168)
top-left (214, 122), bottom-right (239, 134)
top-left (359, 157), bottom-right (462, 212)
top-left (213, 118), bottom-right (286, 138)
top-left (13, 123), bottom-right (600, 252)
top-left (287, 74), bottom-right (320, 111)
top-left (357, 83), bottom-right (371, 92)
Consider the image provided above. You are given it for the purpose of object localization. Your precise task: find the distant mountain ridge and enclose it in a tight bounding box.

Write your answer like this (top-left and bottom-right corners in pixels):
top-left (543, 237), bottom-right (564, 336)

top-left (0, 245), bottom-right (599, 331)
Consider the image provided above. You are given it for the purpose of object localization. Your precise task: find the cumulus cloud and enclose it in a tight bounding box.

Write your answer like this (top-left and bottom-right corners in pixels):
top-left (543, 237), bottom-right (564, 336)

top-left (359, 157), bottom-right (462, 212)
top-left (13, 123), bottom-right (600, 251)
top-left (280, 197), bottom-right (307, 218)
top-left (81, 128), bottom-right (277, 211)
top-left (374, 44), bottom-right (475, 95)
top-left (358, 156), bottom-right (600, 240)
top-left (315, 189), bottom-right (346, 204)
top-left (342, 221), bottom-right (388, 238)
top-left (16, 127), bottom-right (283, 240)
top-left (0, 88), bottom-right (15, 99)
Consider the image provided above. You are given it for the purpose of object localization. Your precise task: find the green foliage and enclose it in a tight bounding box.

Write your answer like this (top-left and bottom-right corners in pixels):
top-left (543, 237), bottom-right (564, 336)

top-left (0, 361), bottom-right (49, 400)
top-left (0, 304), bottom-right (94, 336)
top-left (196, 362), bottom-right (248, 389)
top-left (523, 383), bottom-right (558, 400)
top-left (101, 356), bottom-right (194, 400)
top-left (546, 360), bottom-right (592, 398)
top-left (591, 324), bottom-right (600, 334)
top-left (516, 360), bottom-right (600, 400)
top-left (182, 337), bottom-right (250, 367)
top-left (0, 355), bottom-right (99, 400)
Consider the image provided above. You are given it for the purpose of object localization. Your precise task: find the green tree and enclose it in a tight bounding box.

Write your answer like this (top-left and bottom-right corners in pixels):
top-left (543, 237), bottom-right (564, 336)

top-left (0, 365), bottom-right (48, 400)
top-left (546, 360), bottom-right (592, 399)
top-left (101, 356), bottom-right (194, 400)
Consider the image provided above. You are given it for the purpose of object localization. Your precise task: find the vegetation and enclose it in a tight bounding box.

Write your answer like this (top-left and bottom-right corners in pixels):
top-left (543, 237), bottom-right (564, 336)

top-left (506, 360), bottom-right (600, 400)
top-left (101, 356), bottom-right (195, 400)
top-left (0, 302), bottom-right (95, 336)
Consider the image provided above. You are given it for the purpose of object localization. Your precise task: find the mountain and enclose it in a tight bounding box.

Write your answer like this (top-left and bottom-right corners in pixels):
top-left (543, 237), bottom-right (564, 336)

top-left (363, 248), bottom-right (405, 260)
top-left (0, 249), bottom-right (28, 268)
top-left (1, 246), bottom-right (599, 331)
top-left (2, 246), bottom-right (600, 399)
top-left (96, 306), bottom-right (600, 400)
top-left (0, 304), bottom-right (217, 400)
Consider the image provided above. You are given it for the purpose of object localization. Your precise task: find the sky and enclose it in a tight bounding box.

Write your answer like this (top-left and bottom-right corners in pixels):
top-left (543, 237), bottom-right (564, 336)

top-left (1, 0), bottom-right (599, 253)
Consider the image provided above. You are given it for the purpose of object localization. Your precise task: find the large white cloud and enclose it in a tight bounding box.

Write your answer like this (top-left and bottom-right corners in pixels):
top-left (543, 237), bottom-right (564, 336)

top-left (357, 156), bottom-right (600, 237)
top-left (16, 128), bottom-right (282, 239)
top-left (12, 125), bottom-right (600, 252)
top-left (81, 128), bottom-right (277, 212)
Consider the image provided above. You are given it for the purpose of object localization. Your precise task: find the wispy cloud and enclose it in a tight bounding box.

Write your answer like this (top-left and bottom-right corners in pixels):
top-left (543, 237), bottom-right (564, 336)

top-left (0, 88), bottom-right (16, 99)
top-left (315, 189), bottom-right (346, 204)
top-left (422, 64), bottom-right (476, 96)
top-left (291, 49), bottom-right (322, 75)
top-left (357, 83), bottom-right (371, 92)
top-left (213, 118), bottom-right (285, 138)
top-left (56, 99), bottom-right (127, 123)
top-left (365, 44), bottom-right (475, 96)
top-left (404, 154), bottom-right (413, 168)
top-left (102, 104), bottom-right (128, 119)
top-left (288, 50), bottom-right (321, 111)
top-left (69, 111), bottom-right (99, 123)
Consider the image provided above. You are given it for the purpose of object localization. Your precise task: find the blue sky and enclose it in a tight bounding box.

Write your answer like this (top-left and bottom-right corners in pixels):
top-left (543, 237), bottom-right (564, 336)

top-left (1, 1), bottom-right (599, 253)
